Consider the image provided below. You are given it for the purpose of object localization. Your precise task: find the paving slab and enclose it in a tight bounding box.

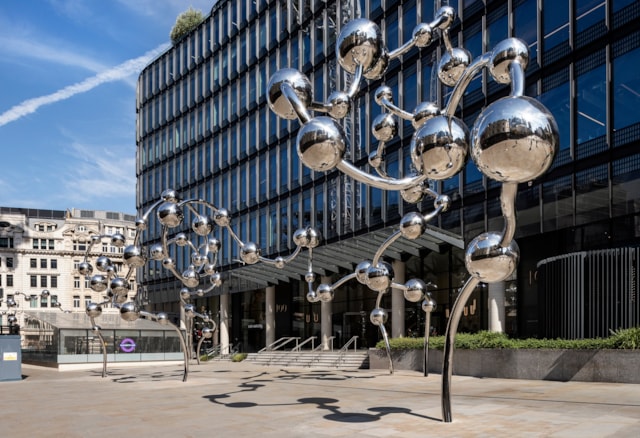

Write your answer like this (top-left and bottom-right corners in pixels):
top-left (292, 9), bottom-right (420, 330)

top-left (1, 362), bottom-right (639, 437)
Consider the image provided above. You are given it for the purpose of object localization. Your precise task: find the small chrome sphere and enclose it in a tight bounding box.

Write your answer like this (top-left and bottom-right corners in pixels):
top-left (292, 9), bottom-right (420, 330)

top-left (135, 218), bottom-right (147, 231)
top-left (162, 257), bottom-right (175, 270)
top-left (434, 194), bottom-right (451, 211)
top-left (8, 315), bottom-right (18, 324)
top-left (307, 289), bottom-right (319, 303)
top-left (210, 272), bottom-right (223, 287)
top-left (208, 238), bottom-right (221, 253)
top-left (305, 227), bottom-right (321, 248)
top-left (296, 116), bottom-right (346, 172)
top-left (274, 256), bottom-right (285, 269)
top-left (41, 290), bottom-right (50, 298)
top-left (412, 101), bottom-right (440, 129)
top-left (422, 295), bottom-right (437, 313)
top-left (374, 86), bottom-right (393, 106)
top-left (192, 215), bottom-right (213, 236)
top-left (157, 202), bottom-right (184, 228)
top-left (400, 184), bottom-right (424, 204)
top-left (327, 91), bottom-right (351, 119)
top-left (156, 312), bottom-right (169, 325)
top-left (267, 68), bottom-right (313, 120)
top-left (203, 263), bottom-right (216, 275)
top-left (174, 233), bottom-right (188, 246)
top-left (489, 38), bottom-right (529, 84)
top-left (366, 261), bottom-right (394, 292)
top-left (86, 302), bottom-right (103, 318)
top-left (370, 308), bottom-right (388, 326)
top-left (202, 326), bottom-right (214, 339)
top-left (90, 274), bottom-right (108, 292)
top-left (110, 277), bottom-right (129, 296)
top-left (293, 228), bottom-right (309, 247)
top-left (404, 278), bottom-right (426, 302)
top-left (196, 289), bottom-right (204, 297)
top-left (336, 18), bottom-right (385, 75)
top-left (413, 23), bottom-right (433, 47)
top-left (368, 152), bottom-right (383, 169)
top-left (105, 265), bottom-right (115, 277)
top-left (355, 260), bottom-right (371, 284)
top-left (317, 283), bottom-right (334, 303)
top-left (149, 243), bottom-right (165, 260)
top-left (120, 302), bottom-right (140, 322)
top-left (305, 271), bottom-right (316, 283)
top-left (95, 256), bottom-right (112, 272)
top-left (372, 113), bottom-right (397, 142)
top-left (435, 6), bottom-right (456, 29)
top-left (78, 261), bottom-right (93, 276)
top-left (111, 233), bottom-right (126, 248)
top-left (213, 208), bottom-right (231, 227)
top-left (438, 47), bottom-right (472, 87)
top-left (180, 288), bottom-right (191, 301)
top-left (465, 232), bottom-right (520, 283)
top-left (471, 96), bottom-right (559, 183)
top-left (181, 267), bottom-right (200, 288)
top-left (240, 242), bottom-right (261, 265)
top-left (91, 235), bottom-right (102, 244)
top-left (5, 297), bottom-right (16, 308)
top-left (92, 325), bottom-right (102, 332)
top-left (400, 212), bottom-right (426, 240)
top-left (410, 115), bottom-right (469, 180)
top-left (161, 189), bottom-right (179, 203)
top-left (191, 252), bottom-right (207, 267)
top-left (184, 304), bottom-right (195, 316)
top-left (123, 245), bottom-right (146, 267)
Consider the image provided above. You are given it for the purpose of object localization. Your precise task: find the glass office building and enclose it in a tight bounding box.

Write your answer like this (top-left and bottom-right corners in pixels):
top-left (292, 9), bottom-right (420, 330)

top-left (136, 0), bottom-right (640, 350)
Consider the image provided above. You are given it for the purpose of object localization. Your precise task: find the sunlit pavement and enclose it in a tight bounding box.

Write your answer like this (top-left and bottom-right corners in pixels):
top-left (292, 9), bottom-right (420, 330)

top-left (2, 361), bottom-right (639, 437)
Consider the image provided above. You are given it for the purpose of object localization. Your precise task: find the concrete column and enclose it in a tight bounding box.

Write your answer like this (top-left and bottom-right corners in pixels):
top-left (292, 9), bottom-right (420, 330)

top-left (321, 276), bottom-right (333, 350)
top-left (391, 260), bottom-right (406, 338)
top-left (220, 292), bottom-right (230, 354)
top-left (488, 282), bottom-right (506, 332)
top-left (266, 286), bottom-right (276, 348)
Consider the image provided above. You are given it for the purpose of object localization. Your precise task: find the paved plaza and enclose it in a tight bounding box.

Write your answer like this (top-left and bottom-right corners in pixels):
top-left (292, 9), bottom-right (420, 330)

top-left (2, 361), bottom-right (639, 437)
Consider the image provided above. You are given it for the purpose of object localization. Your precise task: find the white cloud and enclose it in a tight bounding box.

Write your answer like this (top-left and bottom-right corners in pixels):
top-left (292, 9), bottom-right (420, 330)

top-left (0, 44), bottom-right (168, 127)
top-left (116, 0), bottom-right (216, 20)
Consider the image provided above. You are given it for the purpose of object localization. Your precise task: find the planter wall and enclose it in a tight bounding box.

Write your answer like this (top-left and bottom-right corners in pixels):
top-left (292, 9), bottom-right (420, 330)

top-left (368, 348), bottom-right (640, 383)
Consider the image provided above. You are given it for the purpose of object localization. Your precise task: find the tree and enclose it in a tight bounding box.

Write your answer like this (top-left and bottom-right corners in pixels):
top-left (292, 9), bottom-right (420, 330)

top-left (170, 7), bottom-right (204, 44)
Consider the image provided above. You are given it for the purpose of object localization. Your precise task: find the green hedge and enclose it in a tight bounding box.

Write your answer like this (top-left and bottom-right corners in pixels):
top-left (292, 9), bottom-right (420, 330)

top-left (375, 327), bottom-right (640, 350)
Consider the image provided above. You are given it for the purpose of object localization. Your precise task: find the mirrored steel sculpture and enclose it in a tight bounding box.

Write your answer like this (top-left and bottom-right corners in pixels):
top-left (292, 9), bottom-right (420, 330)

top-left (80, 189), bottom-right (319, 381)
top-left (268, 5), bottom-right (557, 423)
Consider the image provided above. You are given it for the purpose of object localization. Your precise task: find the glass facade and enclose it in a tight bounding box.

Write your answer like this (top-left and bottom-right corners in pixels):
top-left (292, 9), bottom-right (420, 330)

top-left (137, 0), bottom-right (640, 346)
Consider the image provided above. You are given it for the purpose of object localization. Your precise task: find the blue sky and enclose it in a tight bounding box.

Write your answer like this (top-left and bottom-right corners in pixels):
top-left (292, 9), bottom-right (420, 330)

top-left (0, 0), bottom-right (215, 215)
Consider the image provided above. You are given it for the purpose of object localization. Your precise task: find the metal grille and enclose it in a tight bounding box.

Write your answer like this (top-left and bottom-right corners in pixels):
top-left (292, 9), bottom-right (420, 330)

top-left (538, 248), bottom-right (640, 339)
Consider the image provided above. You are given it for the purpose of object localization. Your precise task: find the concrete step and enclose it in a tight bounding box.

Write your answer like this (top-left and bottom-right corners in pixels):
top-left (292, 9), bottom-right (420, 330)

top-left (245, 351), bottom-right (369, 370)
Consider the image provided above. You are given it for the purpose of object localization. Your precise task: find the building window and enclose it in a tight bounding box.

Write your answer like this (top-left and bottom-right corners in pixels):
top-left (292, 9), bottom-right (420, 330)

top-left (31, 275), bottom-right (37, 288)
top-left (74, 277), bottom-right (80, 288)
top-left (51, 259), bottom-right (57, 269)
top-left (6, 274), bottom-right (13, 287)
top-left (84, 296), bottom-right (92, 307)
top-left (51, 276), bottom-right (57, 288)
top-left (40, 295), bottom-right (48, 308)
top-left (0, 237), bottom-right (13, 248)
top-left (84, 278), bottom-right (90, 288)
top-left (40, 259), bottom-right (47, 269)
top-left (51, 295), bottom-right (58, 307)
top-left (30, 258), bottom-right (37, 268)
top-left (73, 260), bottom-right (80, 270)
top-left (41, 275), bottom-right (47, 288)
top-left (48, 239), bottom-right (55, 249)
top-left (6, 257), bottom-right (13, 268)
top-left (73, 296), bottom-right (80, 308)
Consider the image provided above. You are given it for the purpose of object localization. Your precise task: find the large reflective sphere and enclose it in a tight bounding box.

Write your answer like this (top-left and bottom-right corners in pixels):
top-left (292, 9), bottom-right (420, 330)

top-left (422, 296), bottom-right (437, 313)
top-left (294, 227), bottom-right (321, 248)
top-left (90, 274), bottom-right (108, 292)
top-left (366, 261), bottom-right (394, 292)
top-left (213, 208), bottom-right (231, 227)
top-left (471, 96), bottom-right (559, 183)
top-left (489, 38), bottom-right (529, 84)
top-left (181, 267), bottom-right (200, 288)
top-left (192, 215), bottom-right (213, 236)
top-left (317, 283), bottom-right (334, 303)
top-left (120, 302), bottom-right (140, 322)
top-left (400, 212), bottom-right (426, 240)
top-left (465, 232), bottom-right (520, 283)
top-left (372, 113), bottom-right (397, 142)
top-left (355, 260), bottom-right (372, 284)
top-left (149, 243), bottom-right (165, 260)
top-left (123, 245), bottom-right (146, 267)
top-left (86, 302), bottom-right (102, 318)
top-left (410, 115), bottom-right (469, 180)
top-left (404, 278), bottom-right (426, 302)
top-left (95, 256), bottom-right (112, 272)
top-left (110, 277), bottom-right (129, 296)
top-left (208, 238), bottom-right (221, 253)
top-left (267, 69), bottom-right (313, 120)
top-left (111, 233), bottom-right (126, 248)
top-left (337, 18), bottom-right (385, 75)
top-left (412, 101), bottom-right (440, 129)
top-left (161, 189), bottom-right (179, 203)
top-left (157, 202), bottom-right (184, 228)
top-left (78, 261), bottom-right (93, 276)
top-left (210, 272), bottom-right (222, 287)
top-left (297, 116), bottom-right (346, 172)
top-left (438, 47), bottom-right (472, 87)
top-left (240, 242), bottom-right (261, 265)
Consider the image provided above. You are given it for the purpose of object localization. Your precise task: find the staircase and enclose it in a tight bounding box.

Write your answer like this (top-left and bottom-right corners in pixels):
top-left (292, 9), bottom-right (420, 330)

top-left (245, 350), bottom-right (370, 370)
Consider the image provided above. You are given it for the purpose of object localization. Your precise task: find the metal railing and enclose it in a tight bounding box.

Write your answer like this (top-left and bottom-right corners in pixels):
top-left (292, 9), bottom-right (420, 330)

top-left (313, 336), bottom-right (335, 351)
top-left (291, 336), bottom-right (317, 351)
top-left (258, 337), bottom-right (300, 353)
top-left (334, 336), bottom-right (359, 367)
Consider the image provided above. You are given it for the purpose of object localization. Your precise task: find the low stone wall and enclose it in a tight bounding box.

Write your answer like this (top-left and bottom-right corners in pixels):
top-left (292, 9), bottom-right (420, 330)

top-left (368, 348), bottom-right (640, 383)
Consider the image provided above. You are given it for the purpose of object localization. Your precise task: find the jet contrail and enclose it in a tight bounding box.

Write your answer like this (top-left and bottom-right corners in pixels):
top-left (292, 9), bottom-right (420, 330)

top-left (0, 43), bottom-right (169, 127)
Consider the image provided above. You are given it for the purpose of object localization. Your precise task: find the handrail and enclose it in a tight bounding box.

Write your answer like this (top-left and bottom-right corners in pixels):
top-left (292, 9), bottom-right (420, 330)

top-left (258, 336), bottom-right (300, 353)
top-left (291, 336), bottom-right (317, 351)
top-left (313, 336), bottom-right (335, 351)
top-left (334, 336), bottom-right (359, 367)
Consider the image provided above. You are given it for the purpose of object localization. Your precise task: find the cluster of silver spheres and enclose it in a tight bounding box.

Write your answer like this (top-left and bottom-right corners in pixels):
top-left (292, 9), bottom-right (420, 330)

top-left (267, 6), bottom-right (558, 423)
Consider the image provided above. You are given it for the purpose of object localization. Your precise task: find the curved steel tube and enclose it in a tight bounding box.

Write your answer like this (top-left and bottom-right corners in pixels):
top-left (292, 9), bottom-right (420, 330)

top-left (377, 318), bottom-right (394, 375)
top-left (444, 53), bottom-right (491, 118)
top-left (336, 160), bottom-right (427, 190)
top-left (280, 81), bottom-right (312, 124)
top-left (441, 276), bottom-right (480, 422)
top-left (346, 64), bottom-right (364, 98)
top-left (90, 316), bottom-right (108, 378)
top-left (424, 310), bottom-right (431, 377)
top-left (499, 182), bottom-right (518, 247)
top-left (372, 231), bottom-right (402, 266)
